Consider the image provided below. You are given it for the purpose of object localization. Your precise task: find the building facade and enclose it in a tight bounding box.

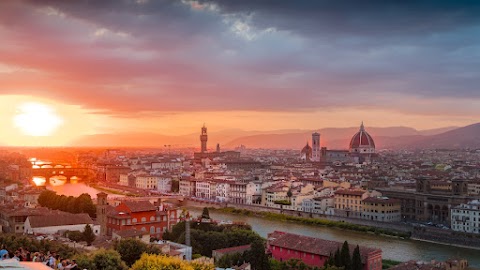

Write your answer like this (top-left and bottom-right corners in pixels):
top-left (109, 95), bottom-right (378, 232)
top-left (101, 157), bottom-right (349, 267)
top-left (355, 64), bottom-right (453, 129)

top-left (106, 200), bottom-right (178, 239)
top-left (267, 231), bottom-right (382, 270)
top-left (451, 200), bottom-right (480, 234)
top-left (362, 197), bottom-right (401, 222)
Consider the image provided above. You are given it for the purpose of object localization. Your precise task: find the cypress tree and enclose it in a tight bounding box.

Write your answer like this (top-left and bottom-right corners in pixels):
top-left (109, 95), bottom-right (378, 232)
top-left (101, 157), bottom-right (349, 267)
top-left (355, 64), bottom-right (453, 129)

top-left (352, 245), bottom-right (362, 270)
top-left (334, 248), bottom-right (341, 267)
top-left (340, 241), bottom-right (351, 270)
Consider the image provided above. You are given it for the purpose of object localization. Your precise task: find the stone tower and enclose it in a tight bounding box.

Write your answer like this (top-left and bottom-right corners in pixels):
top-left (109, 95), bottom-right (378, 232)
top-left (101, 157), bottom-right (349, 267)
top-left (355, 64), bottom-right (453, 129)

top-left (200, 124), bottom-right (208, 153)
top-left (312, 132), bottom-right (321, 162)
top-left (96, 192), bottom-right (108, 236)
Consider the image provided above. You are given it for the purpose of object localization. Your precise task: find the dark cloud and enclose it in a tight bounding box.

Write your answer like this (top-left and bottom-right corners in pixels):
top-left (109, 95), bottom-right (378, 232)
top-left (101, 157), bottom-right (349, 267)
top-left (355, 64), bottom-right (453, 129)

top-left (0, 0), bottom-right (479, 116)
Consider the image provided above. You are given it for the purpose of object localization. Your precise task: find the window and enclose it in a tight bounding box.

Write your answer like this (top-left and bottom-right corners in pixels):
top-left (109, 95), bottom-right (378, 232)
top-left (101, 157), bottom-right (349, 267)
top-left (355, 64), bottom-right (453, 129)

top-left (141, 217), bottom-right (147, 222)
top-left (133, 218), bottom-right (137, 223)
top-left (150, 226), bottom-right (155, 234)
top-left (150, 216), bottom-right (155, 222)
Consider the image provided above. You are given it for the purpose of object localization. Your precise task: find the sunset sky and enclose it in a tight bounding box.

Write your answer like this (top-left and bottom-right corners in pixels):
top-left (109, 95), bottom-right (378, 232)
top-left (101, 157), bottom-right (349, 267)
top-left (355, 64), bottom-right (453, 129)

top-left (1, 1), bottom-right (479, 146)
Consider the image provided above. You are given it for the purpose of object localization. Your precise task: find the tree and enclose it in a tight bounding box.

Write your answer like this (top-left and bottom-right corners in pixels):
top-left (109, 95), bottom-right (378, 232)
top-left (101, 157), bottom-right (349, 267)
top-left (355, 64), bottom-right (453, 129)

top-left (351, 245), bottom-right (362, 270)
top-left (333, 248), bottom-right (341, 267)
top-left (114, 238), bottom-right (147, 266)
top-left (82, 224), bottom-right (96, 246)
top-left (131, 253), bottom-right (214, 270)
top-left (92, 249), bottom-right (128, 270)
top-left (245, 240), bottom-right (270, 270)
top-left (66, 230), bottom-right (84, 243)
top-left (287, 188), bottom-right (293, 203)
top-left (340, 241), bottom-right (351, 270)
top-left (201, 207), bottom-right (210, 219)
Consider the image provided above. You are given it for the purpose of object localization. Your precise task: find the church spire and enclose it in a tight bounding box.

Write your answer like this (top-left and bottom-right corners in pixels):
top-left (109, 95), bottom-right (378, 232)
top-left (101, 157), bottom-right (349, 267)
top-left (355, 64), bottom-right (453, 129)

top-left (360, 121), bottom-right (365, 131)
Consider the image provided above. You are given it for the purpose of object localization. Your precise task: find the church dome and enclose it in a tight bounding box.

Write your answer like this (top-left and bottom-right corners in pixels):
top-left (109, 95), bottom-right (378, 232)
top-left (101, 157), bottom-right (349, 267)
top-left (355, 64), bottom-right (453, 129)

top-left (301, 142), bottom-right (312, 153)
top-left (349, 122), bottom-right (375, 153)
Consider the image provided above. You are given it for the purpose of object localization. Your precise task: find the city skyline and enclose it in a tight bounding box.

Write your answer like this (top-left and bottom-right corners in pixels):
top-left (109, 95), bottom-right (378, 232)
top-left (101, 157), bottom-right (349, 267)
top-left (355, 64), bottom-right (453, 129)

top-left (1, 1), bottom-right (480, 146)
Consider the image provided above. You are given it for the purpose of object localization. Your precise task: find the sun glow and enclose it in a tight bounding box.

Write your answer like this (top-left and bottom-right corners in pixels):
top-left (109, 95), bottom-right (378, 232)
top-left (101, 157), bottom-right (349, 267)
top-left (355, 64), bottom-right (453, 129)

top-left (13, 102), bottom-right (63, 136)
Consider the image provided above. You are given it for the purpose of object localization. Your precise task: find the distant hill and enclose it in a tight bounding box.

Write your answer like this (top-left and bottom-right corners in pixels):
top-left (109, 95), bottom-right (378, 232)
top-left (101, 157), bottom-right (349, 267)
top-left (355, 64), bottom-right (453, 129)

top-left (71, 124), bottom-right (475, 150)
top-left (223, 126), bottom-right (445, 149)
top-left (405, 123), bottom-right (480, 149)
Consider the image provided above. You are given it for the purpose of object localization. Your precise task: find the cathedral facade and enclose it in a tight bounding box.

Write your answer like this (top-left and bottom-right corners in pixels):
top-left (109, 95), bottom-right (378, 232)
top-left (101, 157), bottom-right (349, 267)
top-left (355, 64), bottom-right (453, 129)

top-left (301, 122), bottom-right (376, 164)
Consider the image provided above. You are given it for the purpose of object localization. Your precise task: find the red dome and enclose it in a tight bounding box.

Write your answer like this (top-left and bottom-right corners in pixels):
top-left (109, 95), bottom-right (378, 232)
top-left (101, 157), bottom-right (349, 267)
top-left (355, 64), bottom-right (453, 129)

top-left (349, 123), bottom-right (375, 149)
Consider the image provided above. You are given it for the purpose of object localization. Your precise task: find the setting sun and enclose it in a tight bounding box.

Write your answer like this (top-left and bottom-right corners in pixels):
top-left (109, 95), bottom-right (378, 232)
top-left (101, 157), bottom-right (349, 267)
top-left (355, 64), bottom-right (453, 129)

top-left (13, 102), bottom-right (63, 136)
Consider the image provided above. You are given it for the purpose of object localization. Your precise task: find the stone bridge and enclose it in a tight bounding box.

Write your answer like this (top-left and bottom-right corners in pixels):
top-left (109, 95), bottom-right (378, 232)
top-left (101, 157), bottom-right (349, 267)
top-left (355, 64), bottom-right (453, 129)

top-left (31, 167), bottom-right (93, 182)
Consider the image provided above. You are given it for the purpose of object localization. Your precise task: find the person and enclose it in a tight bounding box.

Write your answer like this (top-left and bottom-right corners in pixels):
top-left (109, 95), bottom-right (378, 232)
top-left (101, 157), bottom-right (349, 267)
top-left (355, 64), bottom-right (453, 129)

top-left (13, 251), bottom-right (21, 261)
top-left (48, 252), bottom-right (56, 268)
top-left (0, 245), bottom-right (8, 261)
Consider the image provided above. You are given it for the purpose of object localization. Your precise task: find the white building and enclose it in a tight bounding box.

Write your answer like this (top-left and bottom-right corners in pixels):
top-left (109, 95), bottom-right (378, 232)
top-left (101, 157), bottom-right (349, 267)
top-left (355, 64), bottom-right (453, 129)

top-left (196, 180), bottom-right (215, 199)
top-left (151, 161), bottom-right (182, 170)
top-left (302, 196), bottom-right (335, 214)
top-left (451, 200), bottom-right (480, 234)
top-left (229, 182), bottom-right (247, 204)
top-left (215, 182), bottom-right (230, 202)
top-left (119, 174), bottom-right (129, 186)
top-left (135, 175), bottom-right (158, 190)
top-left (24, 213), bottom-right (100, 235)
top-left (157, 177), bottom-right (172, 193)
top-left (246, 182), bottom-right (262, 204)
top-left (179, 178), bottom-right (196, 197)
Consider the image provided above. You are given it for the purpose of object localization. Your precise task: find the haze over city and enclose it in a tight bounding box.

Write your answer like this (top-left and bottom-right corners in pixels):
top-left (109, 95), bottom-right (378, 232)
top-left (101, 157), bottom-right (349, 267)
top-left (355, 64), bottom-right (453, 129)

top-left (1, 1), bottom-right (480, 146)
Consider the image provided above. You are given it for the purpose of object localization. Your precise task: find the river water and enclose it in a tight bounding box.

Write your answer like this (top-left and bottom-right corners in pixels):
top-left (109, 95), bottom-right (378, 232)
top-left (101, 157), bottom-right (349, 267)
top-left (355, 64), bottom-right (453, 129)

top-left (188, 209), bottom-right (480, 267)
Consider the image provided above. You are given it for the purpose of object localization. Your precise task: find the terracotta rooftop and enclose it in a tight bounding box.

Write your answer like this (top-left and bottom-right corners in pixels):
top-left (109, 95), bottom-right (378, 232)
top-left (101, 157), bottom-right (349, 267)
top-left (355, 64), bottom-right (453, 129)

top-left (122, 200), bottom-right (157, 212)
top-left (268, 231), bottom-right (380, 263)
top-left (213, 245), bottom-right (251, 254)
top-left (27, 213), bottom-right (93, 228)
top-left (363, 197), bottom-right (400, 204)
top-left (334, 189), bottom-right (366, 196)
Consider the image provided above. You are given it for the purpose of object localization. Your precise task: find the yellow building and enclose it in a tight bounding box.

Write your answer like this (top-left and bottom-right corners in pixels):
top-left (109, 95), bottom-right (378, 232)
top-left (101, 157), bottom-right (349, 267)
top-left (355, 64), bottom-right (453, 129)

top-left (362, 197), bottom-right (401, 222)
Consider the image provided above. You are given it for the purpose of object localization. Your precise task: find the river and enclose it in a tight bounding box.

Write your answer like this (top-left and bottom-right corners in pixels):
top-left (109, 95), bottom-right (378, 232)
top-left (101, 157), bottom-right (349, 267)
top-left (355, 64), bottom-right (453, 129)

top-left (188, 208), bottom-right (480, 267)
top-left (33, 176), bottom-right (121, 199)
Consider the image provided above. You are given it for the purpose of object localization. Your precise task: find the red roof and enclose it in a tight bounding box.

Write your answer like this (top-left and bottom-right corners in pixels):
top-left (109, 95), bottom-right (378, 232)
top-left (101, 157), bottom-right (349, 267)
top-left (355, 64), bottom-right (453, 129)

top-left (268, 231), bottom-right (381, 263)
top-left (121, 201), bottom-right (157, 213)
top-left (334, 189), bottom-right (366, 196)
top-left (213, 245), bottom-right (251, 254)
top-left (349, 123), bottom-right (375, 149)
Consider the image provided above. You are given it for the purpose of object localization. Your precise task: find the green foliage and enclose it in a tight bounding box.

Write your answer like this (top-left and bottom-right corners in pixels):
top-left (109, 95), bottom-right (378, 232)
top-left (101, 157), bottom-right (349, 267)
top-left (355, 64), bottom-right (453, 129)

top-left (131, 253), bottom-right (214, 270)
top-left (245, 239), bottom-right (270, 270)
top-left (201, 207), bottom-right (210, 219)
top-left (216, 252), bottom-right (245, 268)
top-left (269, 258), bottom-right (332, 270)
top-left (352, 245), bottom-right (362, 270)
top-left (82, 224), bottom-right (96, 246)
top-left (340, 241), bottom-right (351, 270)
top-left (114, 238), bottom-right (148, 267)
top-left (65, 230), bottom-right (84, 243)
top-left (0, 234), bottom-right (76, 259)
top-left (274, 200), bottom-right (292, 205)
top-left (75, 248), bottom-right (128, 270)
top-left (382, 259), bottom-right (402, 269)
top-left (334, 248), bottom-right (341, 267)
top-left (38, 190), bottom-right (96, 218)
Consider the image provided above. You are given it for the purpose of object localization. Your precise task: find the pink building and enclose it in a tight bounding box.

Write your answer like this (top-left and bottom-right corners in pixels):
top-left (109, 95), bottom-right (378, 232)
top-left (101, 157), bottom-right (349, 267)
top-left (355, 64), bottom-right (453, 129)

top-left (267, 231), bottom-right (382, 270)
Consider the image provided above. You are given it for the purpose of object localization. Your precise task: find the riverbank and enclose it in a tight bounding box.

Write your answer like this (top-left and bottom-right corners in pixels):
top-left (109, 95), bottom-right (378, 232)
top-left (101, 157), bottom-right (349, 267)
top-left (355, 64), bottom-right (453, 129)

top-left (411, 237), bottom-right (480, 251)
top-left (89, 184), bottom-right (133, 196)
top-left (201, 206), bottom-right (411, 239)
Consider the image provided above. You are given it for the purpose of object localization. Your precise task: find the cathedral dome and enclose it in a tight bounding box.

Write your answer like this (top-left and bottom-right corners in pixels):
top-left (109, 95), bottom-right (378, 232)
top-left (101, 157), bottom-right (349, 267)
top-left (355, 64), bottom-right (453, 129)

top-left (301, 142), bottom-right (312, 160)
top-left (349, 122), bottom-right (375, 153)
top-left (301, 142), bottom-right (312, 154)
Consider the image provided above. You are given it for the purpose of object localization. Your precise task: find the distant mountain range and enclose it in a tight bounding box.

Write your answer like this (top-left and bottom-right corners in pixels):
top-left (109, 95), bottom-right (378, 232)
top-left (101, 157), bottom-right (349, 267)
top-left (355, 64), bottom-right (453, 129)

top-left (71, 124), bottom-right (480, 150)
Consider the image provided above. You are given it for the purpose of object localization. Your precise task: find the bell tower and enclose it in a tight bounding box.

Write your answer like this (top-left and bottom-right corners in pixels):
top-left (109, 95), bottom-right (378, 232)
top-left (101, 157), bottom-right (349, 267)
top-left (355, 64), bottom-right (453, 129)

top-left (312, 132), bottom-right (320, 162)
top-left (96, 192), bottom-right (108, 236)
top-left (200, 124), bottom-right (208, 153)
